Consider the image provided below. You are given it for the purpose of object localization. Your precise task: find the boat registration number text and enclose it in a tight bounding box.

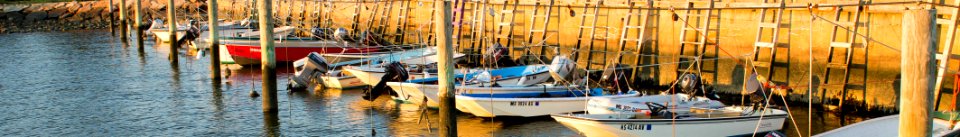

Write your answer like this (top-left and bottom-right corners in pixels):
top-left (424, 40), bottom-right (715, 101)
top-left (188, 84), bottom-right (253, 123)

top-left (620, 124), bottom-right (652, 131)
top-left (509, 101), bottom-right (539, 106)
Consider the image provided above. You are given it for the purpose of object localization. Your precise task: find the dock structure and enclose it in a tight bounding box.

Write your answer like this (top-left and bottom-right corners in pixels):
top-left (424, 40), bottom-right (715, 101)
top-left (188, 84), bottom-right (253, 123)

top-left (198, 0), bottom-right (960, 110)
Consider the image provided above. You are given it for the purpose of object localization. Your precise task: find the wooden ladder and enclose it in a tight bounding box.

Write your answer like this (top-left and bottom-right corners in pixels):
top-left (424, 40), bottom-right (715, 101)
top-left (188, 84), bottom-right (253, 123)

top-left (426, 1), bottom-right (438, 45)
top-left (616, 0), bottom-right (658, 81)
top-left (452, 0), bottom-right (475, 52)
top-left (573, 0), bottom-right (610, 71)
top-left (372, 0), bottom-right (395, 35)
top-left (676, 0), bottom-right (720, 78)
top-left (364, 0), bottom-right (382, 33)
top-left (349, 0), bottom-right (364, 37)
top-left (934, 0), bottom-right (960, 110)
top-left (494, 0), bottom-right (524, 59)
top-left (389, 0), bottom-right (413, 44)
top-left (820, 0), bottom-right (869, 109)
top-left (466, 0), bottom-right (490, 53)
top-left (750, 0), bottom-right (788, 84)
top-left (523, 0), bottom-right (558, 64)
top-left (315, 0), bottom-right (333, 28)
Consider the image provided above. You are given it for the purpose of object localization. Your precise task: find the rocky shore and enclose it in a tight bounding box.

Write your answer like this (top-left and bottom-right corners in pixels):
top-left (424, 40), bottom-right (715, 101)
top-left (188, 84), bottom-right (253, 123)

top-left (0, 0), bottom-right (207, 33)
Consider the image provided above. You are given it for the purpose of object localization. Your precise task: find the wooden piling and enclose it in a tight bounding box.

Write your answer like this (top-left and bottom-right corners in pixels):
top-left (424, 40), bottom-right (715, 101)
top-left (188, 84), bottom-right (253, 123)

top-left (208, 0), bottom-right (221, 82)
top-left (258, 0), bottom-right (278, 112)
top-left (109, 0), bottom-right (115, 36)
top-left (434, 0), bottom-right (457, 136)
top-left (134, 0), bottom-right (143, 49)
top-left (119, 0), bottom-right (128, 40)
top-left (899, 9), bottom-right (937, 137)
top-left (167, 0), bottom-right (178, 62)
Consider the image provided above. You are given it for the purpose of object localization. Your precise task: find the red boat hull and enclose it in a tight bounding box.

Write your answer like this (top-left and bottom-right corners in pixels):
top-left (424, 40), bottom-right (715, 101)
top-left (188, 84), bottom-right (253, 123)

top-left (225, 44), bottom-right (381, 65)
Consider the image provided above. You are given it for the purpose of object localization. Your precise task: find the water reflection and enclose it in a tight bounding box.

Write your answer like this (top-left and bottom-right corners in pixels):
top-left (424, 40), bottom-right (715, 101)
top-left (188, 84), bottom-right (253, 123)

top-left (263, 111), bottom-right (280, 137)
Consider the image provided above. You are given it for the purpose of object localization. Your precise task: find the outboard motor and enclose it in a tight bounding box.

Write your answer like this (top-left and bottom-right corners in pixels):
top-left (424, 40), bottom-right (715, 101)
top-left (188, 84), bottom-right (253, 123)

top-left (481, 43), bottom-right (518, 67)
top-left (289, 52), bottom-right (332, 90)
top-left (600, 64), bottom-right (632, 93)
top-left (175, 20), bottom-right (202, 47)
top-left (548, 56), bottom-right (576, 82)
top-left (363, 62), bottom-right (410, 101)
top-left (333, 28), bottom-right (350, 42)
top-left (678, 74), bottom-right (700, 95)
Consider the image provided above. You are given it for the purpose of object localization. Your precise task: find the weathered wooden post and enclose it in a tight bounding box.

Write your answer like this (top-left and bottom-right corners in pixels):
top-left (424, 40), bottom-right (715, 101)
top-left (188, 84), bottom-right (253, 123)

top-left (434, 0), bottom-right (457, 136)
top-left (208, 0), bottom-right (222, 82)
top-left (119, 0), bottom-right (128, 40)
top-left (168, 0), bottom-right (178, 62)
top-left (258, 0), bottom-right (278, 112)
top-left (109, 0), bottom-right (115, 36)
top-left (900, 8), bottom-right (937, 137)
top-left (135, 0), bottom-right (143, 49)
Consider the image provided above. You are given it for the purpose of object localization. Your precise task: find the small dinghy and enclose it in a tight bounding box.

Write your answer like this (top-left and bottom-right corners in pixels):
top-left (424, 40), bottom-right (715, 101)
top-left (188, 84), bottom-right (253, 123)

top-left (814, 112), bottom-right (960, 137)
top-left (457, 89), bottom-right (640, 117)
top-left (552, 106), bottom-right (788, 137)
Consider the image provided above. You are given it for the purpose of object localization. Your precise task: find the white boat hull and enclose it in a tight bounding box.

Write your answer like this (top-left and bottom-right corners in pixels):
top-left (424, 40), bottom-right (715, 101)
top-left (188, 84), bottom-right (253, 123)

top-left (552, 107), bottom-right (788, 137)
top-left (814, 115), bottom-right (960, 137)
top-left (217, 44), bottom-right (236, 64)
top-left (152, 30), bottom-right (186, 43)
top-left (319, 76), bottom-right (365, 89)
top-left (384, 71), bottom-right (555, 107)
top-left (457, 93), bottom-right (640, 117)
top-left (343, 66), bottom-right (434, 87)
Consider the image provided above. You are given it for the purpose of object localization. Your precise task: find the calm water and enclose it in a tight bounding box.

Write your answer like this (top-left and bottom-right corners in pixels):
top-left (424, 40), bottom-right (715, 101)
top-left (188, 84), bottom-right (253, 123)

top-left (0, 30), bottom-right (876, 136)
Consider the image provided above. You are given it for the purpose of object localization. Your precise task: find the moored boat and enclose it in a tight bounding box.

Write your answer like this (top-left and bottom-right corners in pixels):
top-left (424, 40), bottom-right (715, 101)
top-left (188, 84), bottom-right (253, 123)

top-left (813, 112), bottom-right (960, 137)
top-left (342, 52), bottom-right (467, 86)
top-left (586, 93), bottom-right (726, 114)
top-left (290, 52), bottom-right (369, 89)
top-left (223, 38), bottom-right (382, 65)
top-left (456, 89), bottom-right (640, 117)
top-left (552, 106), bottom-right (788, 137)
top-left (151, 28), bottom-right (187, 43)
top-left (385, 64), bottom-right (556, 106)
